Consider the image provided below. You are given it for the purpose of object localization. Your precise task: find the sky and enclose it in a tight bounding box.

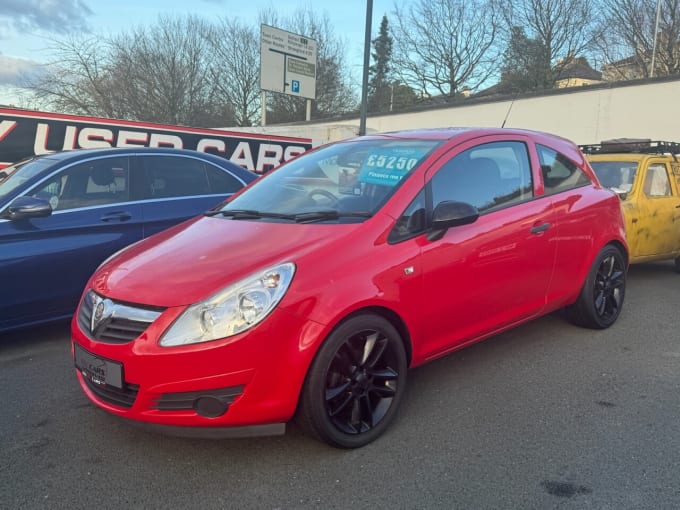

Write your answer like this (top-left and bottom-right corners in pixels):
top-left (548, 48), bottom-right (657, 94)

top-left (0, 0), bottom-right (395, 106)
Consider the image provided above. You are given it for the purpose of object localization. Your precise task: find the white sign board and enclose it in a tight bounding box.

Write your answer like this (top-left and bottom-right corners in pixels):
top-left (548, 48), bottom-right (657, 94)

top-left (260, 25), bottom-right (317, 100)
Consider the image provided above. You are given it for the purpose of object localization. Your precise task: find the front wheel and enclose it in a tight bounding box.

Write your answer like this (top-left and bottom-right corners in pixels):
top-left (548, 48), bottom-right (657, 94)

top-left (565, 245), bottom-right (626, 329)
top-left (296, 314), bottom-right (407, 448)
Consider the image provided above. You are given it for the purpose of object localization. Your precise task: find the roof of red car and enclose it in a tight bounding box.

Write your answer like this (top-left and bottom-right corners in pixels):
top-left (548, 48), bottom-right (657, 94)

top-left (356, 127), bottom-right (585, 165)
top-left (361, 127), bottom-right (573, 143)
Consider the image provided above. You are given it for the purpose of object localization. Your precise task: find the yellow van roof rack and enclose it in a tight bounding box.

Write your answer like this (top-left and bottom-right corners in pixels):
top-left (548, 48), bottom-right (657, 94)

top-left (579, 139), bottom-right (680, 156)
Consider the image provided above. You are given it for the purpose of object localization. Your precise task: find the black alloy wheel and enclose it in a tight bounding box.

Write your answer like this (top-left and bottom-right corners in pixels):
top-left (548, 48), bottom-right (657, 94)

top-left (297, 314), bottom-right (407, 448)
top-left (566, 244), bottom-right (626, 329)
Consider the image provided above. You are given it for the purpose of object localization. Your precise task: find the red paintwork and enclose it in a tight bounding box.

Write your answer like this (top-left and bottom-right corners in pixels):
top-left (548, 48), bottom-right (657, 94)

top-left (71, 128), bottom-right (627, 430)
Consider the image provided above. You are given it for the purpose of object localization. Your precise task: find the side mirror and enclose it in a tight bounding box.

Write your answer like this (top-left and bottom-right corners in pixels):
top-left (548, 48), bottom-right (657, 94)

top-left (613, 189), bottom-right (628, 201)
top-left (2, 196), bottom-right (53, 221)
top-left (427, 200), bottom-right (479, 242)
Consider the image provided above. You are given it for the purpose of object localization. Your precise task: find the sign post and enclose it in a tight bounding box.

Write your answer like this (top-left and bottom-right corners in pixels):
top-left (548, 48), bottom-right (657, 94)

top-left (260, 25), bottom-right (317, 124)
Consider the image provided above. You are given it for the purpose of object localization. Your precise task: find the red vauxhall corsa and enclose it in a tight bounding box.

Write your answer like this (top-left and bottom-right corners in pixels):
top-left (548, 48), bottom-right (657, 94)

top-left (71, 128), bottom-right (628, 448)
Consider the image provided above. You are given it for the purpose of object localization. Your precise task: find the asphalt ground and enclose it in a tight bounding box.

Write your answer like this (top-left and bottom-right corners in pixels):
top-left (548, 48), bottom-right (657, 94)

top-left (1, 261), bottom-right (679, 509)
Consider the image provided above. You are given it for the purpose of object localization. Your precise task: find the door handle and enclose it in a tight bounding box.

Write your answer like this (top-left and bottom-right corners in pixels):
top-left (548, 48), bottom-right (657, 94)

top-left (530, 222), bottom-right (551, 234)
top-left (101, 212), bottom-right (132, 222)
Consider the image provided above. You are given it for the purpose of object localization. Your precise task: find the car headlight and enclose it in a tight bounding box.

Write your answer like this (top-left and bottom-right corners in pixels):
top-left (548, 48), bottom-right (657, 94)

top-left (159, 262), bottom-right (296, 347)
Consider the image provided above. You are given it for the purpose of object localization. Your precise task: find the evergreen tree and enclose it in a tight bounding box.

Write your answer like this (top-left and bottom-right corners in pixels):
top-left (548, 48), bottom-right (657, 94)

top-left (368, 15), bottom-right (393, 112)
top-left (389, 81), bottom-right (418, 111)
top-left (499, 26), bottom-right (552, 93)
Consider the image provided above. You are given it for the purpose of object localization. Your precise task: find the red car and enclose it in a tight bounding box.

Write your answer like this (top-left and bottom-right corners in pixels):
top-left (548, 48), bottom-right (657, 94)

top-left (71, 128), bottom-right (628, 448)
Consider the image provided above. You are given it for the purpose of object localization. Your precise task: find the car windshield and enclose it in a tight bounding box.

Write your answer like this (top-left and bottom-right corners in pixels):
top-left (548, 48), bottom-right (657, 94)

top-left (590, 160), bottom-right (639, 193)
top-left (0, 157), bottom-right (55, 200)
top-left (214, 138), bottom-right (441, 223)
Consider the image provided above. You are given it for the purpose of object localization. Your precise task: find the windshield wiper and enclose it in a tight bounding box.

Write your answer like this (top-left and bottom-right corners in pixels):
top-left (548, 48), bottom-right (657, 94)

top-left (204, 209), bottom-right (297, 221)
top-left (293, 210), bottom-right (373, 223)
top-left (205, 208), bottom-right (372, 223)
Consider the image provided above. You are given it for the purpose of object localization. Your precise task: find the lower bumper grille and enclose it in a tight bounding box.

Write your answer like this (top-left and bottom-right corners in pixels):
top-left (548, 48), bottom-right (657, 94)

top-left (152, 386), bottom-right (244, 418)
top-left (82, 376), bottom-right (140, 408)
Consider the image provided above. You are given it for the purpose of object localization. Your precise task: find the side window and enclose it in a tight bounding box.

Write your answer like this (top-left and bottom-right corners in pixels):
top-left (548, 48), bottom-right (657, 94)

top-left (142, 156), bottom-right (210, 199)
top-left (537, 145), bottom-right (591, 195)
top-left (431, 141), bottom-right (533, 213)
top-left (643, 164), bottom-right (671, 197)
top-left (389, 190), bottom-right (426, 243)
top-left (30, 157), bottom-right (130, 211)
top-left (206, 163), bottom-right (244, 194)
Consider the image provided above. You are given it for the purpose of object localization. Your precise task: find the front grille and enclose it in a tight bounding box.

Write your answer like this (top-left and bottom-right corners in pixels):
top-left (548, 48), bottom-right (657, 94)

top-left (82, 377), bottom-right (140, 408)
top-left (77, 292), bottom-right (95, 332)
top-left (77, 290), bottom-right (164, 343)
top-left (94, 318), bottom-right (151, 343)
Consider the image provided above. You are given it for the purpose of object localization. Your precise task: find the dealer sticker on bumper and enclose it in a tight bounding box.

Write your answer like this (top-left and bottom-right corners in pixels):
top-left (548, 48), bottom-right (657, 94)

top-left (74, 344), bottom-right (123, 389)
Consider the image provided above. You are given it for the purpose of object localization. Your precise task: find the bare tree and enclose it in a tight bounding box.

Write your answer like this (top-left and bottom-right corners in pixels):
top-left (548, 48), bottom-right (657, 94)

top-left (597, 0), bottom-right (680, 79)
top-left (206, 18), bottom-right (261, 127)
top-left (26, 34), bottom-right (121, 117)
top-left (25, 15), bottom-right (236, 127)
top-left (391, 0), bottom-right (501, 100)
top-left (109, 15), bottom-right (231, 126)
top-left (500, 0), bottom-right (600, 84)
top-left (260, 7), bottom-right (358, 123)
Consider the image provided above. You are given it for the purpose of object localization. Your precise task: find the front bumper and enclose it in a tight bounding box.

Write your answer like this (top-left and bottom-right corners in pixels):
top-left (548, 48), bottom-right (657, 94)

top-left (71, 303), bottom-right (326, 432)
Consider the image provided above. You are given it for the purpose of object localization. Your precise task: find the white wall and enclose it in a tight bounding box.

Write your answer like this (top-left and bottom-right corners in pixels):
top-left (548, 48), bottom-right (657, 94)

top-left (228, 77), bottom-right (680, 146)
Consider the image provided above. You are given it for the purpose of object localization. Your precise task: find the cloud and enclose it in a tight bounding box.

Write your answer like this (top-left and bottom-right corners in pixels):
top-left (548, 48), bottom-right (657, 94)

top-left (0, 54), bottom-right (43, 86)
top-left (0, 0), bottom-right (93, 35)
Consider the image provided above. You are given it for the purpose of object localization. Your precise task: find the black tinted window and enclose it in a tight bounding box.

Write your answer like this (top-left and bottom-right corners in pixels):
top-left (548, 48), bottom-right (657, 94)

top-left (537, 145), bottom-right (591, 195)
top-left (206, 163), bottom-right (242, 193)
top-left (142, 156), bottom-right (210, 198)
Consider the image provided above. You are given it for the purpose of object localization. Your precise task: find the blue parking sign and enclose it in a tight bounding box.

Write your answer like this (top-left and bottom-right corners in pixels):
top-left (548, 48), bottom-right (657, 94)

top-left (291, 80), bottom-right (300, 93)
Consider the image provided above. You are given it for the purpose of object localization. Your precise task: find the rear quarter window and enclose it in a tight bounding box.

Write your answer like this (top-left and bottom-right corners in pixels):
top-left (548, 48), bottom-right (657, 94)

top-left (537, 144), bottom-right (591, 195)
top-left (206, 163), bottom-right (243, 193)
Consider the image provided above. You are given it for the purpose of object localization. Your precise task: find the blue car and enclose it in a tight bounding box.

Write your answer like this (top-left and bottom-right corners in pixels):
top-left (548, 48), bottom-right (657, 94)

top-left (0, 147), bottom-right (256, 332)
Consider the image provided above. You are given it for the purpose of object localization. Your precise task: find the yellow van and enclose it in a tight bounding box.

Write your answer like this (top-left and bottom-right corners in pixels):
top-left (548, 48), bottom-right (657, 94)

top-left (582, 140), bottom-right (680, 272)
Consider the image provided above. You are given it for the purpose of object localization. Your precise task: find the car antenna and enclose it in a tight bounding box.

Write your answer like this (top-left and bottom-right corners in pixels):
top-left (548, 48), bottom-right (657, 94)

top-left (501, 93), bottom-right (518, 128)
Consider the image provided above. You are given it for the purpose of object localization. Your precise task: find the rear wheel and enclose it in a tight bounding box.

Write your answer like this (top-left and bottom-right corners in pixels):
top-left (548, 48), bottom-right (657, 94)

top-left (565, 245), bottom-right (626, 329)
top-left (297, 314), bottom-right (407, 448)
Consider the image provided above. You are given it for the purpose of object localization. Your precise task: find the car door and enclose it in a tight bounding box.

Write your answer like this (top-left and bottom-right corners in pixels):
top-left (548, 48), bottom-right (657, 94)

top-left (415, 137), bottom-right (558, 359)
top-left (535, 143), bottom-right (601, 302)
top-left (631, 160), bottom-right (680, 257)
top-left (137, 154), bottom-right (244, 237)
top-left (0, 156), bottom-right (143, 329)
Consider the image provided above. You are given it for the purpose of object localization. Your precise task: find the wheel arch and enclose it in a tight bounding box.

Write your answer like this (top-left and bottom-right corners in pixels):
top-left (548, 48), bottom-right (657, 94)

top-left (333, 306), bottom-right (413, 367)
top-left (605, 239), bottom-right (629, 267)
top-left (294, 305), bottom-right (412, 447)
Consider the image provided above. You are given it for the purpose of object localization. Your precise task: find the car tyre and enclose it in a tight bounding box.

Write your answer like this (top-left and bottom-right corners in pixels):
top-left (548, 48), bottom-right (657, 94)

top-left (674, 256), bottom-right (680, 274)
top-left (565, 244), bottom-right (626, 329)
top-left (297, 314), bottom-right (407, 448)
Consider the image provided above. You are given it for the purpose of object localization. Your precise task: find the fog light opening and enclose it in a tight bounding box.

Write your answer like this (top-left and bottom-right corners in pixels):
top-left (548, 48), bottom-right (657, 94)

top-left (193, 396), bottom-right (229, 418)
